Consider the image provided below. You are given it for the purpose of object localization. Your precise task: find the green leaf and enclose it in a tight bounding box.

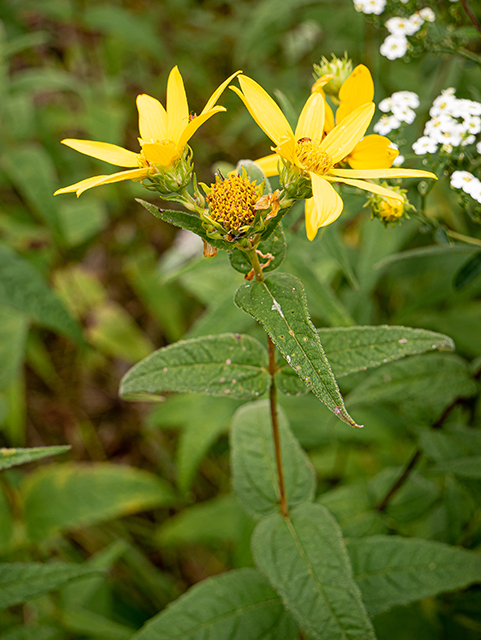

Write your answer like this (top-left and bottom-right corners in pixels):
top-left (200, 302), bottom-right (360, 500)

top-left (420, 426), bottom-right (481, 462)
top-left (348, 535), bottom-right (481, 616)
top-left (61, 608), bottom-right (134, 640)
top-left (0, 486), bottom-right (14, 551)
top-left (229, 224), bottom-right (286, 275)
top-left (136, 200), bottom-right (230, 251)
top-left (0, 306), bottom-right (29, 392)
top-left (0, 562), bottom-right (102, 610)
top-left (131, 568), bottom-right (298, 640)
top-left (252, 503), bottom-right (375, 640)
top-left (235, 159), bottom-right (272, 192)
top-left (0, 244), bottom-right (84, 345)
top-left (235, 273), bottom-right (360, 427)
top-left (346, 353), bottom-right (477, 421)
top-left (1, 625), bottom-right (59, 640)
top-left (432, 456), bottom-right (481, 479)
top-left (0, 445), bottom-right (71, 470)
top-left (58, 198), bottom-right (108, 247)
top-left (231, 400), bottom-right (315, 518)
top-left (454, 250), bottom-right (481, 290)
top-left (318, 484), bottom-right (387, 538)
top-left (320, 224), bottom-right (359, 290)
top-left (22, 463), bottom-right (176, 542)
top-left (120, 333), bottom-right (270, 402)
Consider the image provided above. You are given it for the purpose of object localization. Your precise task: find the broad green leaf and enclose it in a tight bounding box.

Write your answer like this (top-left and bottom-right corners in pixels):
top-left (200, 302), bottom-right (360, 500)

top-left (131, 568), bottom-right (298, 640)
top-left (252, 503), bottom-right (375, 640)
top-left (235, 273), bottom-right (360, 427)
top-left (231, 400), bottom-right (315, 518)
top-left (432, 456), bottom-right (481, 479)
top-left (22, 463), bottom-right (176, 541)
top-left (136, 200), bottom-right (230, 251)
top-left (58, 198), bottom-right (108, 247)
top-left (0, 445), bottom-right (70, 470)
top-left (120, 333), bottom-right (270, 402)
top-left (230, 224), bottom-right (286, 275)
top-left (346, 353), bottom-right (477, 421)
top-left (0, 244), bottom-right (84, 344)
top-left (277, 325), bottom-right (455, 395)
top-left (454, 249), bottom-right (481, 290)
top-left (348, 535), bottom-right (481, 616)
top-left (61, 608), bottom-right (135, 640)
top-left (0, 562), bottom-right (102, 610)
top-left (0, 306), bottom-right (29, 392)
top-left (420, 426), bottom-right (481, 463)
top-left (318, 484), bottom-right (387, 538)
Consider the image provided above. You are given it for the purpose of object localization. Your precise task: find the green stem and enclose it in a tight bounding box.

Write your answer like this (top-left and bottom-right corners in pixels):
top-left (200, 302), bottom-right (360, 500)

top-left (445, 229), bottom-right (481, 248)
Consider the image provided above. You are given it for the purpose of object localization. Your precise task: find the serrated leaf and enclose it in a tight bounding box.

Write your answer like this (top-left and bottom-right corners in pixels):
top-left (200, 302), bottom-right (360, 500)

top-left (235, 272), bottom-right (360, 427)
top-left (230, 224), bottom-right (286, 275)
top-left (0, 244), bottom-right (84, 344)
top-left (454, 249), bottom-right (481, 290)
top-left (0, 445), bottom-right (71, 470)
top-left (131, 568), bottom-right (298, 640)
top-left (22, 463), bottom-right (176, 542)
top-left (252, 503), bottom-right (376, 640)
top-left (0, 562), bottom-right (102, 610)
top-left (348, 535), bottom-right (481, 616)
top-left (120, 333), bottom-right (270, 402)
top-left (231, 400), bottom-right (315, 519)
top-left (136, 200), bottom-right (230, 251)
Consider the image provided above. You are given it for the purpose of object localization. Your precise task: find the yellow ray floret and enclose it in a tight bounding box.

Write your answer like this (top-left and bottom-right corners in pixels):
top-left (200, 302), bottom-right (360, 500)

top-left (232, 74), bottom-right (436, 239)
top-left (55, 67), bottom-right (241, 197)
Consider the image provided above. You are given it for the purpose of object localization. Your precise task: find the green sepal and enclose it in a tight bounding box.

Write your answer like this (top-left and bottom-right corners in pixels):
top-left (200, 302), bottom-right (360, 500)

top-left (229, 224), bottom-right (286, 275)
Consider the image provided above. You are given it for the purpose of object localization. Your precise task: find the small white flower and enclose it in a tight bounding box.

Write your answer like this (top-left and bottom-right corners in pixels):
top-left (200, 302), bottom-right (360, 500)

top-left (463, 176), bottom-right (481, 198)
top-left (408, 13), bottom-right (425, 33)
top-left (392, 154), bottom-right (405, 166)
top-left (374, 114), bottom-right (401, 134)
top-left (356, 0), bottom-right (386, 14)
top-left (462, 116), bottom-right (481, 135)
top-left (412, 136), bottom-right (438, 155)
top-left (476, 140), bottom-right (481, 154)
top-left (385, 16), bottom-right (419, 36)
top-left (419, 7), bottom-right (435, 22)
top-left (379, 97), bottom-right (394, 112)
top-left (392, 90), bottom-right (420, 109)
top-left (392, 104), bottom-right (416, 124)
top-left (430, 94), bottom-right (457, 118)
top-left (380, 34), bottom-right (408, 60)
top-left (450, 170), bottom-right (475, 189)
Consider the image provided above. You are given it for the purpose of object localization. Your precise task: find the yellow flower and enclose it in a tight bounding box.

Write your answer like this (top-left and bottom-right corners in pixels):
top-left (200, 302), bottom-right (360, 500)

top-left (232, 74), bottom-right (436, 240)
top-left (55, 67), bottom-right (240, 197)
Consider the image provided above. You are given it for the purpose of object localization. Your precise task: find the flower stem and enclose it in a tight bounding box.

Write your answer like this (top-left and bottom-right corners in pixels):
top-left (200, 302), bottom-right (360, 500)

top-left (460, 0), bottom-right (481, 37)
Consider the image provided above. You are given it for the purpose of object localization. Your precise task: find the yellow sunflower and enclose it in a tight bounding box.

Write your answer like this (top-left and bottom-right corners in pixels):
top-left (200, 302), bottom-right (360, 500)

top-left (232, 74), bottom-right (435, 239)
top-left (55, 67), bottom-right (240, 197)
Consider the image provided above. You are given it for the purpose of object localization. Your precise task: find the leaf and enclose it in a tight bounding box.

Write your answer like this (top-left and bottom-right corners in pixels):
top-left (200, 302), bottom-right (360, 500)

top-left (318, 484), bottom-right (387, 538)
top-left (252, 503), bottom-right (376, 640)
top-left (1, 625), bottom-right (59, 640)
top-left (136, 200), bottom-right (230, 251)
top-left (320, 224), bottom-right (359, 290)
top-left (61, 608), bottom-right (135, 640)
top-left (235, 159), bottom-right (272, 192)
top-left (0, 562), bottom-right (102, 610)
top-left (229, 224), bottom-right (286, 275)
top-left (346, 353), bottom-right (477, 421)
top-left (231, 400), bottom-right (315, 518)
top-left (131, 568), bottom-right (298, 640)
top-left (22, 463), bottom-right (176, 542)
top-left (420, 426), bottom-right (481, 463)
top-left (0, 486), bottom-right (14, 551)
top-left (235, 272), bottom-right (360, 427)
top-left (0, 445), bottom-right (71, 470)
top-left (432, 456), bottom-right (481, 479)
top-left (119, 333), bottom-right (270, 402)
top-left (348, 535), bottom-right (481, 616)
top-left (0, 306), bottom-right (29, 392)
top-left (0, 244), bottom-right (84, 345)
top-left (454, 249), bottom-right (481, 290)
top-left (58, 198), bottom-right (108, 247)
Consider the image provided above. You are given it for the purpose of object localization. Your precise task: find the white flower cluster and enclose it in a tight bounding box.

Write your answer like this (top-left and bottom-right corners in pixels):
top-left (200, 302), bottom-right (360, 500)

top-left (374, 91), bottom-right (420, 135)
top-left (380, 8), bottom-right (435, 60)
top-left (412, 88), bottom-right (481, 155)
top-left (450, 171), bottom-right (481, 204)
top-left (353, 0), bottom-right (386, 15)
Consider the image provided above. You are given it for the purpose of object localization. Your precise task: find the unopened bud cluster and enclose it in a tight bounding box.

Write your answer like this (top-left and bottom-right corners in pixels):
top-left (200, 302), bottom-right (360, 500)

top-left (364, 183), bottom-right (414, 224)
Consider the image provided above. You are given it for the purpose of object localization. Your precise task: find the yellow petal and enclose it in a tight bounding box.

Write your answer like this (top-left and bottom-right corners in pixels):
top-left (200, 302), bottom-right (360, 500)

top-left (136, 94), bottom-right (167, 142)
top-left (320, 102), bottom-right (375, 165)
top-left (231, 75), bottom-right (293, 145)
top-left (329, 167), bottom-right (438, 180)
top-left (311, 75), bottom-right (335, 93)
top-left (254, 154), bottom-right (280, 177)
top-left (54, 168), bottom-right (147, 197)
top-left (201, 70), bottom-right (242, 114)
top-left (177, 106), bottom-right (225, 149)
top-left (141, 142), bottom-right (179, 166)
top-left (325, 175), bottom-right (404, 201)
top-left (166, 66), bottom-right (189, 144)
top-left (295, 92), bottom-right (325, 142)
top-left (61, 139), bottom-right (140, 167)
top-left (337, 64), bottom-right (374, 124)
top-left (307, 173), bottom-right (344, 239)
top-left (275, 135), bottom-right (297, 165)
top-left (348, 135), bottom-right (398, 170)
top-left (324, 100), bottom-right (335, 134)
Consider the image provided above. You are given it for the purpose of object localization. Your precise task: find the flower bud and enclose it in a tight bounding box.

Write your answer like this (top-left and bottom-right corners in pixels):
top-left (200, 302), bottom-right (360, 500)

top-left (147, 145), bottom-right (194, 195)
top-left (365, 183), bottom-right (414, 224)
top-left (313, 54), bottom-right (353, 99)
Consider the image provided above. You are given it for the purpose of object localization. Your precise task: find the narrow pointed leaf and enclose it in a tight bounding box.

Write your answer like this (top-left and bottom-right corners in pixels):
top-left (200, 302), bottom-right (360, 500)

top-left (454, 249), bottom-right (481, 290)
top-left (0, 445), bottom-right (71, 470)
top-left (252, 503), bottom-right (376, 640)
top-left (235, 273), bottom-right (360, 427)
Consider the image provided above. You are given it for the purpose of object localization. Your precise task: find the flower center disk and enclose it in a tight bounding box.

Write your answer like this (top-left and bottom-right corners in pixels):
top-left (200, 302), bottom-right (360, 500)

top-left (206, 175), bottom-right (259, 233)
top-left (296, 139), bottom-right (333, 175)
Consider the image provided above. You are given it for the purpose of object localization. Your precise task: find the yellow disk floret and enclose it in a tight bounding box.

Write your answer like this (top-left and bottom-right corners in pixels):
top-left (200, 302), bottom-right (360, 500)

top-left (296, 139), bottom-right (333, 175)
top-left (206, 175), bottom-right (260, 233)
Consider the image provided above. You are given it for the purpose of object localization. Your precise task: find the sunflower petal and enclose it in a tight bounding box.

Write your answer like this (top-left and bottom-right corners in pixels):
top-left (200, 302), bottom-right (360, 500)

top-left (275, 135), bottom-right (297, 165)
top-left (54, 168), bottom-right (147, 197)
top-left (141, 142), bottom-right (179, 167)
top-left (177, 107), bottom-right (225, 149)
top-left (166, 66), bottom-right (189, 144)
top-left (201, 70), bottom-right (242, 114)
top-left (326, 175), bottom-right (404, 201)
top-left (231, 75), bottom-right (293, 145)
top-left (320, 102), bottom-right (375, 164)
top-left (61, 139), bottom-right (140, 167)
top-left (329, 167), bottom-right (438, 180)
top-left (348, 135), bottom-right (398, 170)
top-left (295, 92), bottom-right (325, 141)
top-left (311, 74), bottom-right (335, 93)
top-left (254, 154), bottom-right (280, 177)
top-left (308, 173), bottom-right (344, 239)
top-left (324, 100), bottom-right (335, 134)
top-left (136, 94), bottom-right (167, 142)
top-left (337, 64), bottom-right (374, 124)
